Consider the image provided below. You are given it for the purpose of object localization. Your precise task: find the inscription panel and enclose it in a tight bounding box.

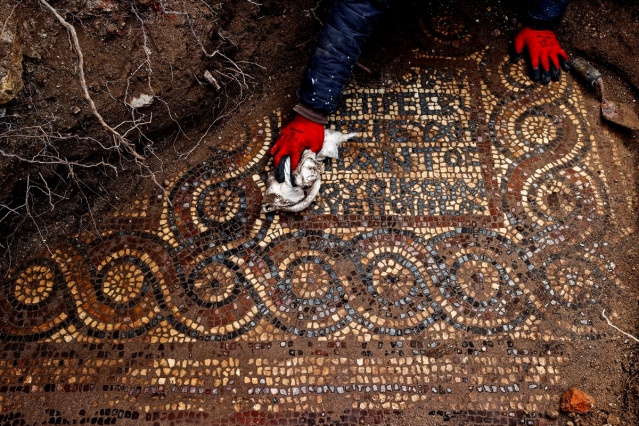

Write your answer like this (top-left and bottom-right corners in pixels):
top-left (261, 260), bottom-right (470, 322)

top-left (287, 61), bottom-right (501, 229)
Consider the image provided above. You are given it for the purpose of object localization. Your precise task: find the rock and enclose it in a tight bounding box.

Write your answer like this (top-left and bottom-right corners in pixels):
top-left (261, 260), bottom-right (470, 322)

top-left (127, 93), bottom-right (154, 109)
top-left (0, 17), bottom-right (23, 105)
top-left (560, 388), bottom-right (595, 414)
top-left (106, 24), bottom-right (118, 36)
top-left (204, 70), bottom-right (221, 90)
top-left (546, 410), bottom-right (560, 419)
top-left (606, 414), bottom-right (621, 426)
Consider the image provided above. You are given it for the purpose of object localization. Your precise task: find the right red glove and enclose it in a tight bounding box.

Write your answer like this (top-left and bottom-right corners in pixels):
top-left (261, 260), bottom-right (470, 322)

top-left (513, 27), bottom-right (571, 84)
top-left (269, 114), bottom-right (325, 172)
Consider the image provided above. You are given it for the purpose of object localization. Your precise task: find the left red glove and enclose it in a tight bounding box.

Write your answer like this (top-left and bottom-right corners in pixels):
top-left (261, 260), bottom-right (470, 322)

top-left (513, 27), bottom-right (571, 84)
top-left (269, 114), bottom-right (325, 172)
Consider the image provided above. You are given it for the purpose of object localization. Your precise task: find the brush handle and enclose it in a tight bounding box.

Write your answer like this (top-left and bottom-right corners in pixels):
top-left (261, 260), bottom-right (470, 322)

top-left (571, 57), bottom-right (602, 85)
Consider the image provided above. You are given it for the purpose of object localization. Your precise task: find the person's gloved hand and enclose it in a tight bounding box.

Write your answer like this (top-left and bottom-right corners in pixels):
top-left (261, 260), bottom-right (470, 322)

top-left (512, 27), bottom-right (571, 84)
top-left (270, 114), bottom-right (325, 172)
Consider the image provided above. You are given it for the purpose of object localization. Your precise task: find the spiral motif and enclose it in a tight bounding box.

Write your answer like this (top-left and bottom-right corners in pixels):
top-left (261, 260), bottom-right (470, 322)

top-left (429, 229), bottom-right (540, 334)
top-left (540, 254), bottom-right (604, 309)
top-left (348, 230), bottom-right (442, 336)
top-left (167, 253), bottom-right (261, 340)
top-left (1, 258), bottom-right (71, 340)
top-left (61, 233), bottom-right (171, 339)
top-left (167, 167), bottom-right (263, 251)
top-left (97, 256), bottom-right (151, 309)
top-left (258, 232), bottom-right (357, 338)
top-left (198, 184), bottom-right (243, 225)
top-left (490, 101), bottom-right (573, 163)
top-left (483, 54), bottom-right (569, 98)
top-left (13, 264), bottom-right (56, 305)
top-left (512, 165), bottom-right (607, 248)
top-left (528, 168), bottom-right (596, 223)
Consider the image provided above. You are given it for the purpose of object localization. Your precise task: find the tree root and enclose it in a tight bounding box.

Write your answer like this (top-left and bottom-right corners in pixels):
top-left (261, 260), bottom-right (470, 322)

top-left (38, 0), bottom-right (144, 162)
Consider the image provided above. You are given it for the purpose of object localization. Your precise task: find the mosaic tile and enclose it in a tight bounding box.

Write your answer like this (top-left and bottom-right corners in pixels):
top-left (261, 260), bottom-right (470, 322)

top-left (0, 13), bottom-right (636, 426)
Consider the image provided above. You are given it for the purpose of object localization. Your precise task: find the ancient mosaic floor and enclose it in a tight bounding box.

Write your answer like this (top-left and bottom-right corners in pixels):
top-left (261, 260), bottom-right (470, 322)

top-left (2, 18), bottom-right (638, 426)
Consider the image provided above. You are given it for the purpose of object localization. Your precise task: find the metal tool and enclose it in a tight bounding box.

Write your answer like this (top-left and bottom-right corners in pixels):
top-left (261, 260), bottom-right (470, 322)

top-left (571, 57), bottom-right (639, 131)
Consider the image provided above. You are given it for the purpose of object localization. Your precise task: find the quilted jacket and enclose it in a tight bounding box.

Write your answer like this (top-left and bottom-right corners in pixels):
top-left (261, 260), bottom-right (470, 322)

top-left (296, 0), bottom-right (570, 117)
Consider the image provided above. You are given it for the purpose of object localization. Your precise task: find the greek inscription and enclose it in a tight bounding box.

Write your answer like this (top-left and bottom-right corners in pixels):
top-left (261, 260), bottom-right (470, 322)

top-left (310, 67), bottom-right (494, 223)
top-left (310, 179), bottom-right (486, 216)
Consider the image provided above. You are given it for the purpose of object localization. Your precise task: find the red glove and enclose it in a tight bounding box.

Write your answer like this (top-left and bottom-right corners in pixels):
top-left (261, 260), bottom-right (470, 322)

top-left (513, 27), bottom-right (570, 84)
top-left (269, 114), bottom-right (325, 171)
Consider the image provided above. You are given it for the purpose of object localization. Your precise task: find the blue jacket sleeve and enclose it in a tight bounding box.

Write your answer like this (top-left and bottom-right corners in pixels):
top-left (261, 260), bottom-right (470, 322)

top-left (526, 0), bottom-right (570, 28)
top-left (297, 0), bottom-right (389, 117)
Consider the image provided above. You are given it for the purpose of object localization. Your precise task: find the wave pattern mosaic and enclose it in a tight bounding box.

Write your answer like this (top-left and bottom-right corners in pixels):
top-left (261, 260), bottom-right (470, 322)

top-left (1, 27), bottom-right (636, 426)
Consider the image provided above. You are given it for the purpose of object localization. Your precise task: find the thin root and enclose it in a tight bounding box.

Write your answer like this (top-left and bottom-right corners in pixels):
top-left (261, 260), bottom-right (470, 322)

top-left (602, 309), bottom-right (639, 344)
